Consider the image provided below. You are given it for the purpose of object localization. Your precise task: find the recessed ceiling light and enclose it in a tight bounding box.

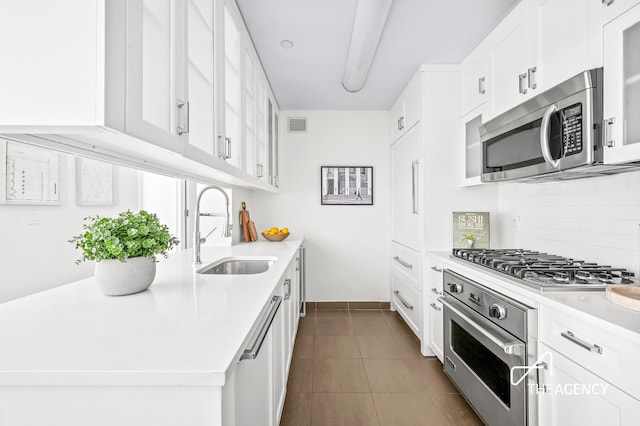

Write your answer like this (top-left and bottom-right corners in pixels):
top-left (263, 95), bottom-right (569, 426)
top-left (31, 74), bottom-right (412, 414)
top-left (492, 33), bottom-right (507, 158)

top-left (280, 40), bottom-right (294, 49)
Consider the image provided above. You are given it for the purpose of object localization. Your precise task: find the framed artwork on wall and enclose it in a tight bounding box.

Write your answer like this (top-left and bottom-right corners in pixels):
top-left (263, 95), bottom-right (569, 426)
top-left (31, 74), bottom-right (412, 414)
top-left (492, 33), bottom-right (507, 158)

top-left (76, 157), bottom-right (118, 206)
top-left (320, 166), bottom-right (373, 205)
top-left (0, 139), bottom-right (63, 205)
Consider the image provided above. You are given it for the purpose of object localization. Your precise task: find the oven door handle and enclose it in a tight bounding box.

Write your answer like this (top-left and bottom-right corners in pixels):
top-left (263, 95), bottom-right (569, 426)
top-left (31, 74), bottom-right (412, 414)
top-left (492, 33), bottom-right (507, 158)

top-left (540, 104), bottom-right (560, 169)
top-left (439, 297), bottom-right (525, 358)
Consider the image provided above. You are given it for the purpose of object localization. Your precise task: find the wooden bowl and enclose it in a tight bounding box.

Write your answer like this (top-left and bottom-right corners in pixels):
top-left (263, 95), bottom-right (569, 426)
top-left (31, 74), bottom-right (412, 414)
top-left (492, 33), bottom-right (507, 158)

top-left (606, 286), bottom-right (640, 312)
top-left (262, 232), bottom-right (290, 242)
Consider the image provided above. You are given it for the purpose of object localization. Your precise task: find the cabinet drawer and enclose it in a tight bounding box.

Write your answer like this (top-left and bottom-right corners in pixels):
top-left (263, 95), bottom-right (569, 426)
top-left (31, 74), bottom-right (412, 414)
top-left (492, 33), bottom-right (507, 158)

top-left (391, 271), bottom-right (421, 338)
top-left (539, 305), bottom-right (640, 399)
top-left (391, 243), bottom-right (421, 288)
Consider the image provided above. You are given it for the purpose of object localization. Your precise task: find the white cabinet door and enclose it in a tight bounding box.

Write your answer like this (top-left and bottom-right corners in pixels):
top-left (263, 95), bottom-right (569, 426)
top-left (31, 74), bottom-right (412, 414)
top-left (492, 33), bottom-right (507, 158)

top-left (459, 106), bottom-right (485, 186)
top-left (391, 125), bottom-right (422, 250)
top-left (425, 260), bottom-right (445, 363)
top-left (487, 1), bottom-right (531, 119)
top-left (529, 0), bottom-right (602, 92)
top-left (603, 3), bottom-right (640, 164)
top-left (125, 0), bottom-right (188, 154)
top-left (255, 78), bottom-right (269, 180)
top-left (186, 0), bottom-right (215, 157)
top-left (243, 48), bottom-right (258, 177)
top-left (603, 0), bottom-right (640, 24)
top-left (459, 47), bottom-right (488, 117)
top-left (538, 343), bottom-right (640, 426)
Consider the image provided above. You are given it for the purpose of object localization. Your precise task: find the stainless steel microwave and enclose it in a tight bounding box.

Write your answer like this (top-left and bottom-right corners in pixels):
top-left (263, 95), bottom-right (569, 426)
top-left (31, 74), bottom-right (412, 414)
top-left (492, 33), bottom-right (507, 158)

top-left (480, 68), bottom-right (639, 182)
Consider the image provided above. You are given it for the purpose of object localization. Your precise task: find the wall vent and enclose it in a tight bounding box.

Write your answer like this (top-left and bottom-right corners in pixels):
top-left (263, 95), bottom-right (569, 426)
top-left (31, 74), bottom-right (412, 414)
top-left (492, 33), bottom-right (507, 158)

top-left (288, 117), bottom-right (308, 133)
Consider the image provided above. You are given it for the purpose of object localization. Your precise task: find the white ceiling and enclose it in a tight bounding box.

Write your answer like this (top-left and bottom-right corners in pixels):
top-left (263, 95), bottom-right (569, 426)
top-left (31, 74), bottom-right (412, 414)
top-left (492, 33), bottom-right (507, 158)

top-left (235, 0), bottom-right (519, 111)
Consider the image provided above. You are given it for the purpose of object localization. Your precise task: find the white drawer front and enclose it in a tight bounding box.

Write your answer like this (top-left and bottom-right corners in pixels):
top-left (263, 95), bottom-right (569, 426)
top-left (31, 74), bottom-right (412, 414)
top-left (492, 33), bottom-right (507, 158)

top-left (391, 271), bottom-right (421, 338)
top-left (391, 243), bottom-right (421, 288)
top-left (540, 305), bottom-right (640, 400)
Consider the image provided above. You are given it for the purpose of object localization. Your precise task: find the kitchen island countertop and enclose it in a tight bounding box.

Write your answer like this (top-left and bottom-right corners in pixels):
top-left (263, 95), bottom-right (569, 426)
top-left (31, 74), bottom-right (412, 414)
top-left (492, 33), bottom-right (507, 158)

top-left (0, 236), bottom-right (304, 387)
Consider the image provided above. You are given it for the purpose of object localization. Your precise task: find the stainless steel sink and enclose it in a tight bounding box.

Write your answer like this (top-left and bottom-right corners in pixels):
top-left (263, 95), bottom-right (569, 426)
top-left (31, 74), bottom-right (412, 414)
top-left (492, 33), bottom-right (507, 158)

top-left (196, 257), bottom-right (276, 275)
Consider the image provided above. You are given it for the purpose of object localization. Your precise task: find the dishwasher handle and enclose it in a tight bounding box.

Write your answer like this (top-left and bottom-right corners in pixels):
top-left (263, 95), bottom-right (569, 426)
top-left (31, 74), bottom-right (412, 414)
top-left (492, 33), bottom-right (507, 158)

top-left (240, 295), bottom-right (282, 361)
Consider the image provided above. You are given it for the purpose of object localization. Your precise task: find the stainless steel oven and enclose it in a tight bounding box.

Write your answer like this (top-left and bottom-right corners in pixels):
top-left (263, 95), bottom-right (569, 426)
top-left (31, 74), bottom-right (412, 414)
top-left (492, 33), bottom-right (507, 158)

top-left (440, 270), bottom-right (538, 425)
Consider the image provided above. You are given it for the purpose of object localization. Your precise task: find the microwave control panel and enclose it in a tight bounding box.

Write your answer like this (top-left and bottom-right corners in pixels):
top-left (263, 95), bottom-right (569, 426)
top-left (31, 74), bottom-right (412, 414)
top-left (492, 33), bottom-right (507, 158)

top-left (561, 103), bottom-right (583, 156)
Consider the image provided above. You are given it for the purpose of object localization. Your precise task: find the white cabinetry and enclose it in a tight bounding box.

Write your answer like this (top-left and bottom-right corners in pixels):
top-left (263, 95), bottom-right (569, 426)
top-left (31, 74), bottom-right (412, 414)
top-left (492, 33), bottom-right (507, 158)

top-left (538, 305), bottom-right (640, 425)
top-left (603, 2), bottom-right (640, 164)
top-left (391, 123), bottom-right (422, 250)
top-left (486, 0), bottom-right (603, 120)
top-left (425, 255), bottom-right (446, 363)
top-left (389, 76), bottom-right (421, 144)
top-left (391, 242), bottom-right (423, 343)
top-left (603, 0), bottom-right (640, 24)
top-left (459, 45), bottom-right (488, 117)
top-left (459, 106), bottom-right (486, 186)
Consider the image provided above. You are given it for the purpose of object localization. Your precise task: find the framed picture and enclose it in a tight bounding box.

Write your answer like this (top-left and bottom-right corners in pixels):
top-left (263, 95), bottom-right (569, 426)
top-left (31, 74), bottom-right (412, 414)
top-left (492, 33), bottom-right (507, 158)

top-left (452, 212), bottom-right (490, 249)
top-left (321, 166), bottom-right (373, 205)
top-left (76, 157), bottom-right (118, 206)
top-left (0, 139), bottom-right (62, 205)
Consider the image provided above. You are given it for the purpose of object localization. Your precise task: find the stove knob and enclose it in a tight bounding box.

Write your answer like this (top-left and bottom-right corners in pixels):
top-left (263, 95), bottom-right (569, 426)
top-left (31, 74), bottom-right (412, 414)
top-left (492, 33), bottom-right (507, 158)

top-left (489, 304), bottom-right (506, 320)
top-left (448, 282), bottom-right (463, 294)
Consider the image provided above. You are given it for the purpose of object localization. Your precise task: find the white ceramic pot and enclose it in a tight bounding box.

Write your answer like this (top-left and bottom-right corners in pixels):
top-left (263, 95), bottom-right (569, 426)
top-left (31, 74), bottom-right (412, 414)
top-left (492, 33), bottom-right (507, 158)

top-left (94, 257), bottom-right (156, 296)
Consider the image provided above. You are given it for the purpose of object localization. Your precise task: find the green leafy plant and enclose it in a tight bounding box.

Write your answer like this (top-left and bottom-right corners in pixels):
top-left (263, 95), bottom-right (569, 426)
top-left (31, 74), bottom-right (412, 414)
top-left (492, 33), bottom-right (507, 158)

top-left (459, 233), bottom-right (477, 244)
top-left (70, 210), bottom-right (179, 264)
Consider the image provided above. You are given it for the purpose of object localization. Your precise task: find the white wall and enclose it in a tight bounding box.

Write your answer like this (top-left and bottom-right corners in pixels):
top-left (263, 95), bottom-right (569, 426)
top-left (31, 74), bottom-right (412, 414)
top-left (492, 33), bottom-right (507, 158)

top-left (253, 111), bottom-right (391, 302)
top-left (497, 171), bottom-right (640, 276)
top-left (1, 152), bottom-right (139, 303)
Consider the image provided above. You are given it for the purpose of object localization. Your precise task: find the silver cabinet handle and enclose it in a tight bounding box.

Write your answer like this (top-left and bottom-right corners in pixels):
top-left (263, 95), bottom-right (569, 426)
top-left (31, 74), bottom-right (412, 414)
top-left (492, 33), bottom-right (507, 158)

top-left (540, 104), bottom-right (560, 168)
top-left (431, 288), bottom-right (441, 295)
top-left (256, 163), bottom-right (264, 178)
top-left (518, 73), bottom-right (528, 94)
top-left (430, 302), bottom-right (442, 311)
top-left (604, 117), bottom-right (616, 147)
top-left (527, 67), bottom-right (537, 90)
top-left (398, 116), bottom-right (405, 131)
top-left (393, 256), bottom-right (413, 269)
top-left (225, 137), bottom-right (232, 159)
top-left (240, 295), bottom-right (282, 361)
top-left (478, 76), bottom-right (486, 94)
top-left (411, 160), bottom-right (420, 214)
top-left (284, 278), bottom-right (291, 300)
top-left (602, 0), bottom-right (614, 6)
top-left (176, 99), bottom-right (189, 135)
top-left (430, 266), bottom-right (442, 272)
top-left (393, 290), bottom-right (413, 310)
top-left (561, 330), bottom-right (603, 354)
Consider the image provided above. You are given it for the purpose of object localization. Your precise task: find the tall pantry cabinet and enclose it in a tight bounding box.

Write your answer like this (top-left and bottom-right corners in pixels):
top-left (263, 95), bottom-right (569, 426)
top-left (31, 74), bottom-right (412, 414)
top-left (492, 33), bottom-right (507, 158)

top-left (390, 66), bottom-right (459, 356)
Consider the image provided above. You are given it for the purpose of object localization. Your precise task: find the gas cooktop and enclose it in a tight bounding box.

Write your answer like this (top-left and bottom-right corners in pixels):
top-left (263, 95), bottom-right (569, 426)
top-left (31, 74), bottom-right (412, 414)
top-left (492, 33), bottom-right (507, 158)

top-left (451, 248), bottom-right (638, 291)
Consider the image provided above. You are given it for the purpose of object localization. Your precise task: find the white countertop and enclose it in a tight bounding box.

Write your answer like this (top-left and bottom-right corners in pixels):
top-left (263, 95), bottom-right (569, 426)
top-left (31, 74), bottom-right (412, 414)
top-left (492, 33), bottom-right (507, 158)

top-left (0, 237), bottom-right (304, 387)
top-left (427, 250), bottom-right (640, 341)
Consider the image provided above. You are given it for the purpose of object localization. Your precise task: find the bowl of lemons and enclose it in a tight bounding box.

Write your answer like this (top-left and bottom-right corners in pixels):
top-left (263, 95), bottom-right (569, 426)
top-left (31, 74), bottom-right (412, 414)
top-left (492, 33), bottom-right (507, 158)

top-left (262, 226), bottom-right (290, 241)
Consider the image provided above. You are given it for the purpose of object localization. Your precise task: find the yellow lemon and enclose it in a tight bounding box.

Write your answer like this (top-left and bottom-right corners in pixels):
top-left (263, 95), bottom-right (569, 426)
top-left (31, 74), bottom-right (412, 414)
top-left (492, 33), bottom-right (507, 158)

top-left (269, 227), bottom-right (278, 233)
top-left (280, 227), bottom-right (289, 234)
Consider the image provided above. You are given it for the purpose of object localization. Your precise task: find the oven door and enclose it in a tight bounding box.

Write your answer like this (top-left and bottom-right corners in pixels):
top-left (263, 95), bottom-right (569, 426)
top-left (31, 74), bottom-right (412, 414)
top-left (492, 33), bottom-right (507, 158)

top-left (441, 295), bottom-right (527, 426)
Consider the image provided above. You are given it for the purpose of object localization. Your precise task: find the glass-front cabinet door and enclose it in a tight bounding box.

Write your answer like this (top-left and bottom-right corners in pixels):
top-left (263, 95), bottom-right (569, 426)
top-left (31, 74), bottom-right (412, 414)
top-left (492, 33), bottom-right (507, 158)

top-left (460, 107), bottom-right (484, 186)
top-left (604, 3), bottom-right (640, 163)
top-left (221, 0), bottom-right (242, 169)
top-left (186, 0), bottom-right (215, 157)
top-left (125, 0), bottom-right (188, 154)
top-left (243, 48), bottom-right (257, 177)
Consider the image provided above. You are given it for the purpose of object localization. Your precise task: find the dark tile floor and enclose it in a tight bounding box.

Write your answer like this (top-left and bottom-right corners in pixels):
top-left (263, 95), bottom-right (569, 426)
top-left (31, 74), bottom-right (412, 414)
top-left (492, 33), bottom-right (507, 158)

top-left (280, 309), bottom-right (484, 426)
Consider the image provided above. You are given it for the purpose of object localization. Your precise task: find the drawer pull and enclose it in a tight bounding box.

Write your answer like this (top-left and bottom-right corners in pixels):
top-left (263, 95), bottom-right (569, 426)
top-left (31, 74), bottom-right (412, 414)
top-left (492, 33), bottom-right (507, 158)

top-left (561, 330), bottom-right (603, 354)
top-left (393, 290), bottom-right (414, 310)
top-left (431, 288), bottom-right (442, 296)
top-left (430, 266), bottom-right (442, 272)
top-left (430, 302), bottom-right (442, 311)
top-left (393, 256), bottom-right (413, 269)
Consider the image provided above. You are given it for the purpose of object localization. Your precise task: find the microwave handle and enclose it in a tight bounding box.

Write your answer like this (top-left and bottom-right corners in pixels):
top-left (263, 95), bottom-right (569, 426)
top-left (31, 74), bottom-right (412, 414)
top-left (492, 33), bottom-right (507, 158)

top-left (540, 104), bottom-right (560, 169)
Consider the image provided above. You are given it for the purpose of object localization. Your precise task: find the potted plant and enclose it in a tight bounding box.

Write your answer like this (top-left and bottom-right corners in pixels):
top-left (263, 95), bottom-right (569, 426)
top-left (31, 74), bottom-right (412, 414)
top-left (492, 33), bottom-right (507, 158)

top-left (71, 210), bottom-right (179, 296)
top-left (460, 233), bottom-right (477, 249)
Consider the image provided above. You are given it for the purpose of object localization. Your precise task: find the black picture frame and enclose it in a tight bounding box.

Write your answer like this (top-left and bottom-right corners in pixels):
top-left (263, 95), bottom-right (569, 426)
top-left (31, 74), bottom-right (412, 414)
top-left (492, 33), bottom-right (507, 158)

top-left (320, 166), bottom-right (373, 205)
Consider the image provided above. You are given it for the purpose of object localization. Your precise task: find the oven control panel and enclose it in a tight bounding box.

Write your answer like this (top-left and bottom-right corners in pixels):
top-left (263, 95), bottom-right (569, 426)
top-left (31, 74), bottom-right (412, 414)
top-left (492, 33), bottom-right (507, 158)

top-left (443, 269), bottom-right (529, 341)
top-left (561, 103), bottom-right (583, 156)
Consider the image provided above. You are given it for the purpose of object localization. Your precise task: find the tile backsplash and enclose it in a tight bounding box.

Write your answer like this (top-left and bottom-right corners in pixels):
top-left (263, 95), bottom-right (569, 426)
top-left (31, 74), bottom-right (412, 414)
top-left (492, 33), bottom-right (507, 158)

top-left (497, 170), bottom-right (640, 276)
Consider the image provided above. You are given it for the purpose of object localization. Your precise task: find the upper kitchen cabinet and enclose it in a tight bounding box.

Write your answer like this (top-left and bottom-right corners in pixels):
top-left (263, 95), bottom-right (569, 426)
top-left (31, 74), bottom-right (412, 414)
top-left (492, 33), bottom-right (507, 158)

top-left (486, 0), bottom-right (603, 120)
top-left (603, 0), bottom-right (640, 24)
top-left (268, 99), bottom-right (281, 188)
top-left (389, 75), bottom-right (421, 144)
top-left (459, 105), bottom-right (486, 186)
top-left (603, 2), bottom-right (640, 163)
top-left (0, 0), bottom-right (188, 154)
top-left (459, 44), bottom-right (488, 117)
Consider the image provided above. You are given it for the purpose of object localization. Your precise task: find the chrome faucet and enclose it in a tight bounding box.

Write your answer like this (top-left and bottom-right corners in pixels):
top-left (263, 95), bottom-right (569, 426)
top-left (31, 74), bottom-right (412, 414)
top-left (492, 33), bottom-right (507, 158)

top-left (194, 186), bottom-right (232, 264)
